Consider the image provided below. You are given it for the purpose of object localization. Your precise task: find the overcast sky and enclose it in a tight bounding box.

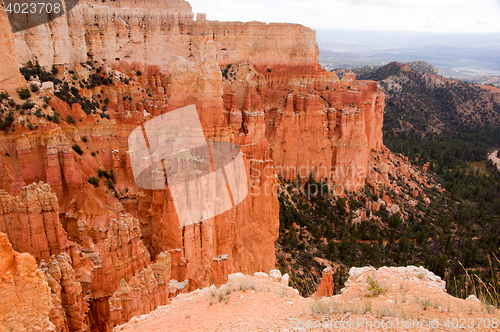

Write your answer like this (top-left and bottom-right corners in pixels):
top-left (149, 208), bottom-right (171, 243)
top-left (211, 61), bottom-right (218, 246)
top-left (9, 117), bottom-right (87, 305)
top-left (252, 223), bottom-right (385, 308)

top-left (187, 0), bottom-right (500, 34)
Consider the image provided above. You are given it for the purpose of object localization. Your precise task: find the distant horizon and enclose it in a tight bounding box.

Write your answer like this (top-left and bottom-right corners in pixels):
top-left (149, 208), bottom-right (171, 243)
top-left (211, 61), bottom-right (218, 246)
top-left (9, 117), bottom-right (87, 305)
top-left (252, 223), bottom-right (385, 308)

top-left (187, 0), bottom-right (500, 34)
top-left (313, 27), bottom-right (500, 36)
top-left (315, 28), bottom-right (500, 78)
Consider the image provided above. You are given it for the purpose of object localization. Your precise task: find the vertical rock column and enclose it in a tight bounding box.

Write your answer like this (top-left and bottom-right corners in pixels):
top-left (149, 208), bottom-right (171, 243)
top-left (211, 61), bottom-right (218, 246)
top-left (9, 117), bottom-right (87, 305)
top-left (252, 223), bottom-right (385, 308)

top-left (0, 231), bottom-right (56, 332)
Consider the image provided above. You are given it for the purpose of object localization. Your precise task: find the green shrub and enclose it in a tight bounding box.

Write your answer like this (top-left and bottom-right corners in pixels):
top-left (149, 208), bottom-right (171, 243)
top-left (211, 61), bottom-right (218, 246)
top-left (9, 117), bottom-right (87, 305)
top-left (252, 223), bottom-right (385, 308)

top-left (81, 136), bottom-right (87, 142)
top-left (21, 101), bottom-right (34, 110)
top-left (19, 61), bottom-right (61, 85)
top-left (72, 144), bottom-right (83, 155)
top-left (18, 89), bottom-right (31, 100)
top-left (88, 176), bottom-right (99, 187)
top-left (367, 276), bottom-right (386, 296)
top-left (30, 84), bottom-right (39, 93)
top-left (98, 169), bottom-right (115, 182)
top-left (105, 178), bottom-right (115, 190)
top-left (51, 111), bottom-right (60, 123)
top-left (67, 115), bottom-right (76, 124)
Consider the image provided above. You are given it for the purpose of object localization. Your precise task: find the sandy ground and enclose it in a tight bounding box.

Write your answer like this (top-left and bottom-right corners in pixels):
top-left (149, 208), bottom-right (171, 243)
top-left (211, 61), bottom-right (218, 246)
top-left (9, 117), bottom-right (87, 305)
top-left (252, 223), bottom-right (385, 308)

top-left (115, 269), bottom-right (499, 332)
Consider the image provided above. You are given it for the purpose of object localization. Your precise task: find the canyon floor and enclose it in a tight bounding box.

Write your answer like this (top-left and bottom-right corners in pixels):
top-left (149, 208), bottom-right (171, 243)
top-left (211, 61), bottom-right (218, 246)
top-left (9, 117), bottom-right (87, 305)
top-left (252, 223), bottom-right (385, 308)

top-left (115, 267), bottom-right (499, 332)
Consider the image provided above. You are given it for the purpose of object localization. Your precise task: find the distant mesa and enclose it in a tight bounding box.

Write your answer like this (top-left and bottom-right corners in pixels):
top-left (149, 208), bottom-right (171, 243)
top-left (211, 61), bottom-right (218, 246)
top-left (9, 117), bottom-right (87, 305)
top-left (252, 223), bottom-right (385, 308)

top-left (351, 60), bottom-right (439, 78)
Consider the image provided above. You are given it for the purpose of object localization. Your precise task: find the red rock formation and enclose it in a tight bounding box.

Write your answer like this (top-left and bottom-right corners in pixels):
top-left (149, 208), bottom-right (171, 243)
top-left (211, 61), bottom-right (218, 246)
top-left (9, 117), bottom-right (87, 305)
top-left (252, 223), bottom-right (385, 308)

top-left (211, 21), bottom-right (319, 68)
top-left (312, 267), bottom-right (334, 298)
top-left (210, 254), bottom-right (231, 286)
top-left (89, 213), bottom-right (151, 295)
top-left (0, 0), bottom-right (385, 330)
top-left (0, 181), bottom-right (155, 331)
top-left (64, 208), bottom-right (152, 330)
top-left (41, 253), bottom-right (89, 332)
top-left (3, 0), bottom-right (384, 193)
top-left (0, 11), bottom-right (23, 91)
top-left (0, 231), bottom-right (56, 331)
top-left (0, 183), bottom-right (92, 331)
top-left (0, 182), bottom-right (71, 262)
top-left (223, 63), bottom-right (385, 191)
top-left (0, 125), bottom-right (86, 208)
top-left (108, 251), bottom-right (171, 330)
top-left (480, 84), bottom-right (500, 103)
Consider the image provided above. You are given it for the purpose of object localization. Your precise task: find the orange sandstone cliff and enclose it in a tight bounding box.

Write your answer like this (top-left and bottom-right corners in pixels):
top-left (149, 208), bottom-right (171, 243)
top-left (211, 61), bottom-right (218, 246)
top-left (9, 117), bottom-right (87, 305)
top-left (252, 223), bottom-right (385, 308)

top-left (0, 0), bottom-right (385, 330)
top-left (0, 231), bottom-right (57, 331)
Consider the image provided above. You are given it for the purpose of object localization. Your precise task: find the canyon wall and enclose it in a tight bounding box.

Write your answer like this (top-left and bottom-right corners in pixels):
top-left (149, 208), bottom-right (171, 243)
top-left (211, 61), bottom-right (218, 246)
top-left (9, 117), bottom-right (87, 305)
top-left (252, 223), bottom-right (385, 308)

top-left (0, 9), bottom-right (23, 91)
top-left (5, 0), bottom-right (384, 190)
top-left (0, 0), bottom-right (384, 330)
top-left (8, 0), bottom-right (317, 71)
top-left (0, 231), bottom-right (56, 331)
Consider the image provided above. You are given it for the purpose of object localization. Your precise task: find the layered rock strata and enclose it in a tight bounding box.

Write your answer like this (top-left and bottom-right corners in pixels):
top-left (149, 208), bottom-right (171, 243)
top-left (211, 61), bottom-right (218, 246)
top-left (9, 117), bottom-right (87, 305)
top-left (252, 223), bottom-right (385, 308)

top-left (108, 251), bottom-right (171, 330)
top-left (0, 0), bottom-right (385, 330)
top-left (0, 231), bottom-right (56, 332)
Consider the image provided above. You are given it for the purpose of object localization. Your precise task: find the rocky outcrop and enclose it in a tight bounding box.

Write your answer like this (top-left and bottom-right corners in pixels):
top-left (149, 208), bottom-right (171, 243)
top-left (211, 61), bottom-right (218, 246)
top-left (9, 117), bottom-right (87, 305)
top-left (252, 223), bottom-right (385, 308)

top-left (210, 254), bottom-right (231, 286)
top-left (0, 182), bottom-right (71, 262)
top-left (0, 181), bottom-right (158, 331)
top-left (480, 84), bottom-right (500, 103)
top-left (211, 21), bottom-right (319, 67)
top-left (223, 62), bottom-right (384, 190)
top-left (66, 211), bottom-right (152, 331)
top-left (41, 253), bottom-right (89, 332)
top-left (6, 1), bottom-right (318, 71)
top-left (108, 251), bottom-right (171, 330)
top-left (0, 231), bottom-right (56, 332)
top-left (0, 10), bottom-right (23, 91)
top-left (114, 269), bottom-right (495, 332)
top-left (0, 126), bottom-right (86, 206)
top-left (312, 267), bottom-right (334, 298)
top-left (342, 265), bottom-right (447, 297)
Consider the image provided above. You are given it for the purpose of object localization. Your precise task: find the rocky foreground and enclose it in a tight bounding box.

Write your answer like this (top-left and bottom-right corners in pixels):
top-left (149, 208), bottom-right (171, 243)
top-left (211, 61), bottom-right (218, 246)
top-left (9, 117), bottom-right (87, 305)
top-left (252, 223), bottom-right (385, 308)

top-left (115, 267), bottom-right (498, 332)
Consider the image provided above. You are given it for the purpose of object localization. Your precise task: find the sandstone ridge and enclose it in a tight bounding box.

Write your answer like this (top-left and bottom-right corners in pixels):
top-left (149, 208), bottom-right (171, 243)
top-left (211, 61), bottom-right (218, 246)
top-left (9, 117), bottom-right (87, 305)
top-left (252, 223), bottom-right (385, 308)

top-left (114, 266), bottom-right (498, 332)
